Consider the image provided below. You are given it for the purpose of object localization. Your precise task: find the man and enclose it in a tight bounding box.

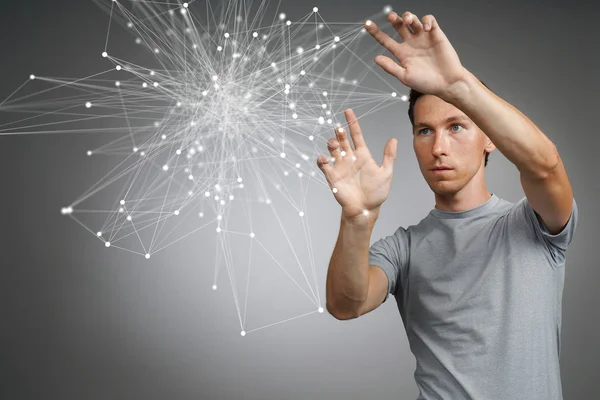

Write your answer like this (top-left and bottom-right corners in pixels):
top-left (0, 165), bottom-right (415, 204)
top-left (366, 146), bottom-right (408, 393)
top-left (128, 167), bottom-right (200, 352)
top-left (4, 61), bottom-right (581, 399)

top-left (317, 11), bottom-right (578, 400)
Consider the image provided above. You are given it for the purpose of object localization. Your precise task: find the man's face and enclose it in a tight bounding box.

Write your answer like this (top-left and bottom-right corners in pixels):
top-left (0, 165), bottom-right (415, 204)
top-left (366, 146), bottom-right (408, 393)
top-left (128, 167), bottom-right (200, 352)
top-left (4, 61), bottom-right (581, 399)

top-left (412, 94), bottom-right (495, 195)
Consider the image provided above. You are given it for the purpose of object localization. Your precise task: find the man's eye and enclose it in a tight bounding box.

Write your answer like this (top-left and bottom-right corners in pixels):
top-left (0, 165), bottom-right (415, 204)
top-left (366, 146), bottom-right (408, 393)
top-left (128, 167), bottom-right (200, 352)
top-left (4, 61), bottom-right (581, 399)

top-left (452, 125), bottom-right (463, 131)
top-left (419, 128), bottom-right (430, 135)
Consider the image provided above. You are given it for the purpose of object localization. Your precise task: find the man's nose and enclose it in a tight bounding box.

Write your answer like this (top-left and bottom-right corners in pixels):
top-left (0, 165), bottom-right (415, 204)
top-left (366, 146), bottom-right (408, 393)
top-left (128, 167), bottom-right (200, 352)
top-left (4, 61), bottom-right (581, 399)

top-left (431, 132), bottom-right (450, 157)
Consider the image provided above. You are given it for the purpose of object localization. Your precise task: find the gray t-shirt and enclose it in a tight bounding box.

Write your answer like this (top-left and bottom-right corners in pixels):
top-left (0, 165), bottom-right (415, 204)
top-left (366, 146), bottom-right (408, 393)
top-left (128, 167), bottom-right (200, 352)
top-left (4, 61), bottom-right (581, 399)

top-left (368, 193), bottom-right (578, 400)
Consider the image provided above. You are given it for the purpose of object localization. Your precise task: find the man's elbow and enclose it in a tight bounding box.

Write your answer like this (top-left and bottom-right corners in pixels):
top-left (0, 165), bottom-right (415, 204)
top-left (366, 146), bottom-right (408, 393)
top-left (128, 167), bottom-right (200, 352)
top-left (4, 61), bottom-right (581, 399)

top-left (326, 301), bottom-right (361, 321)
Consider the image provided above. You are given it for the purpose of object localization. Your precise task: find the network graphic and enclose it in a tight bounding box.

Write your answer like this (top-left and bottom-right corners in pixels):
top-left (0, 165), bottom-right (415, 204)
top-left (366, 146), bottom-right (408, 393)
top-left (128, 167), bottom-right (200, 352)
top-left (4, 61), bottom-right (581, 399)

top-left (0, 0), bottom-right (408, 334)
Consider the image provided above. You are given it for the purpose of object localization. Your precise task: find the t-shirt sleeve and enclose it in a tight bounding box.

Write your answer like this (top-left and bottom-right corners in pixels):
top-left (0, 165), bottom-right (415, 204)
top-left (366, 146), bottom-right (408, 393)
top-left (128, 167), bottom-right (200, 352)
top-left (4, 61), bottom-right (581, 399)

top-left (368, 226), bottom-right (409, 303)
top-left (515, 196), bottom-right (578, 267)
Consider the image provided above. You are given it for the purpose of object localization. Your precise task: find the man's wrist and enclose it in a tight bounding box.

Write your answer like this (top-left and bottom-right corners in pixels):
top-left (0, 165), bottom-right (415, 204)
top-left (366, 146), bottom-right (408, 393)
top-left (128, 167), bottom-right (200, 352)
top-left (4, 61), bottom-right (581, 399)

top-left (341, 207), bottom-right (380, 228)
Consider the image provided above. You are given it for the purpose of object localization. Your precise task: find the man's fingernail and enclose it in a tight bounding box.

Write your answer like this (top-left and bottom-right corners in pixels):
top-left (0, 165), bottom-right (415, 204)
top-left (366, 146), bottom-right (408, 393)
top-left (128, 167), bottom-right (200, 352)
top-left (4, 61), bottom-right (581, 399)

top-left (424, 23), bottom-right (431, 30)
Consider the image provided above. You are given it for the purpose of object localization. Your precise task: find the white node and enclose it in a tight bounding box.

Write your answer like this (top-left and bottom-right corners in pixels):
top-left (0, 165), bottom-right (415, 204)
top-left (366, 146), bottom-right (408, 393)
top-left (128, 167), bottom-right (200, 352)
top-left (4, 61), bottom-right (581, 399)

top-left (142, 82), bottom-right (148, 88)
top-left (341, 151), bottom-right (346, 157)
top-left (199, 212), bottom-right (204, 218)
top-left (116, 65), bottom-right (122, 71)
top-left (280, 152), bottom-right (286, 158)
top-left (338, 127), bottom-right (344, 133)
top-left (97, 232), bottom-right (102, 237)
top-left (334, 36), bottom-right (340, 42)
top-left (202, 90), bottom-right (208, 96)
top-left (145, 254), bottom-right (151, 259)
top-left (115, 81), bottom-right (120, 87)
top-left (174, 210), bottom-right (180, 215)
top-left (363, 210), bottom-right (369, 216)
top-left (401, 95), bottom-right (408, 101)
top-left (250, 232), bottom-right (255, 238)
top-left (237, 177), bottom-right (243, 182)
top-left (292, 113), bottom-right (298, 119)
top-left (224, 33), bottom-right (230, 38)
top-left (392, 92), bottom-right (397, 97)
top-left (126, 215), bottom-right (132, 221)
top-left (241, 331), bottom-right (246, 336)
top-left (313, 7), bottom-right (318, 12)
top-left (299, 211), bottom-right (304, 217)
top-left (85, 102), bottom-right (92, 108)
top-left (332, 188), bottom-right (338, 193)
top-left (286, 21), bottom-right (291, 26)
top-left (216, 227), bottom-right (222, 233)
top-left (29, 74), bottom-right (35, 80)
top-left (102, 52), bottom-right (108, 57)
top-left (120, 200), bottom-right (125, 205)
top-left (105, 242), bottom-right (111, 247)
top-left (183, 2), bottom-right (188, 7)
top-left (252, 32), bottom-right (258, 38)
top-left (309, 135), bottom-right (314, 141)
top-left (212, 284), bottom-right (217, 290)
top-left (300, 70), bottom-right (306, 75)
top-left (133, 147), bottom-right (138, 153)
top-left (384, 5), bottom-right (393, 13)
top-left (205, 191), bottom-right (210, 197)
top-left (87, 150), bottom-right (92, 156)
top-left (162, 165), bottom-right (168, 171)
top-left (176, 149), bottom-right (182, 155)
top-left (217, 215), bottom-right (222, 220)
top-left (279, 13), bottom-right (286, 20)
top-left (119, 207), bottom-right (124, 213)
top-left (318, 307), bottom-right (324, 313)
top-left (153, 82), bottom-right (159, 87)
top-left (365, 20), bottom-right (372, 27)
top-left (322, 91), bottom-right (328, 97)
top-left (315, 44), bottom-right (321, 50)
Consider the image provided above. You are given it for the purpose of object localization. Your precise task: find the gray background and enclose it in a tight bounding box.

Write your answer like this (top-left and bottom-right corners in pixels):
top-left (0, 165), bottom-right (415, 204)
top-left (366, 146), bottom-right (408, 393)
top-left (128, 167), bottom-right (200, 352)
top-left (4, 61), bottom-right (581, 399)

top-left (1, 0), bottom-right (599, 399)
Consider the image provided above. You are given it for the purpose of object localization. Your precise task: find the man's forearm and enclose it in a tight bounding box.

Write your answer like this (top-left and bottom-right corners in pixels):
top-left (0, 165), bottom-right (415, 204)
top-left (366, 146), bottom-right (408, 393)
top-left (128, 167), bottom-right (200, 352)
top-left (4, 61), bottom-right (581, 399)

top-left (326, 210), bottom-right (379, 319)
top-left (442, 69), bottom-right (560, 178)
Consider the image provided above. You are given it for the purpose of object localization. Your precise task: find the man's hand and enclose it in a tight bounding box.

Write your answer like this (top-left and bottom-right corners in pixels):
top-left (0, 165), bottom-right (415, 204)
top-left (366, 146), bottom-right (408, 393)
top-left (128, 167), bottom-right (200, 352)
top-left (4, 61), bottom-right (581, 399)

top-left (317, 109), bottom-right (397, 221)
top-left (364, 11), bottom-right (469, 99)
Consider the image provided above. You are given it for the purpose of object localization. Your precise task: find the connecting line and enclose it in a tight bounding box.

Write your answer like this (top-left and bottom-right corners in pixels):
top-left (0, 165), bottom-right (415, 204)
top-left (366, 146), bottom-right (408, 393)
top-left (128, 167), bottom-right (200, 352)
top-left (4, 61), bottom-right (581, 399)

top-left (3, 1), bottom-right (406, 333)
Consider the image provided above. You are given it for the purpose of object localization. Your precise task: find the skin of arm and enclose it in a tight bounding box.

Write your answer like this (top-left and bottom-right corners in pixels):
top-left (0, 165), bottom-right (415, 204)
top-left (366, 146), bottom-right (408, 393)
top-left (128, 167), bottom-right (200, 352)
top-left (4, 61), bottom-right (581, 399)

top-left (326, 209), bottom-right (381, 320)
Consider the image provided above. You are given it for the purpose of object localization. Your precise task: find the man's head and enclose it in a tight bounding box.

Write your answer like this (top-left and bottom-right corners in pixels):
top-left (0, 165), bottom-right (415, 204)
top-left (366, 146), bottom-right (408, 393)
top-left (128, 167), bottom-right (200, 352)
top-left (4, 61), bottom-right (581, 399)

top-left (407, 83), bottom-right (496, 197)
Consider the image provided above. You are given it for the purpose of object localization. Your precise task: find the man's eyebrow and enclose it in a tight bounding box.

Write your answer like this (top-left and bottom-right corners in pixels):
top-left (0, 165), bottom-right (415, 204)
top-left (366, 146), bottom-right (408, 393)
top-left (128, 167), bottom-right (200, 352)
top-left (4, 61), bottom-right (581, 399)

top-left (413, 115), bottom-right (470, 130)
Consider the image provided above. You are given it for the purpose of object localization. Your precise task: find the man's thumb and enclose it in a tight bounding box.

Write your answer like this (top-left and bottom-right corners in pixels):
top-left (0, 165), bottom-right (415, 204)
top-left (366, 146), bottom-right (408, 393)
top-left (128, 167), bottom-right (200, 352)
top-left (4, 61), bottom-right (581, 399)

top-left (381, 138), bottom-right (398, 171)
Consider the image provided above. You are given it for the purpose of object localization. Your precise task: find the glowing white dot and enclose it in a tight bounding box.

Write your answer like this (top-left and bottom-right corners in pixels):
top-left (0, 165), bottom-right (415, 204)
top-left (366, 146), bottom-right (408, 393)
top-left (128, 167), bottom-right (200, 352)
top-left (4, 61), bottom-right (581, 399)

top-left (279, 13), bottom-right (286, 20)
top-left (315, 44), bottom-right (321, 50)
top-left (252, 32), bottom-right (258, 38)
top-left (97, 232), bottom-right (102, 237)
top-left (384, 5), bottom-right (393, 14)
top-left (292, 113), bottom-right (298, 119)
top-left (212, 284), bottom-right (217, 290)
top-left (299, 211), bottom-right (304, 217)
top-left (216, 227), bottom-right (222, 233)
top-left (87, 150), bottom-right (92, 156)
top-left (115, 81), bottom-right (120, 87)
top-left (341, 151), bottom-right (346, 157)
top-left (120, 200), bottom-right (125, 205)
top-left (338, 127), bottom-right (344, 133)
top-left (280, 153), bottom-right (286, 158)
top-left (126, 215), bottom-right (132, 221)
top-left (202, 90), bottom-right (208, 96)
top-left (241, 331), bottom-right (246, 336)
top-left (332, 188), bottom-right (338, 193)
top-left (224, 33), bottom-right (230, 38)
top-left (174, 210), bottom-right (180, 215)
top-left (145, 254), bottom-right (151, 259)
top-left (313, 7), bottom-right (318, 12)
top-left (102, 52), bottom-right (108, 57)
top-left (300, 70), bottom-right (306, 75)
top-left (183, 2), bottom-right (188, 8)
top-left (286, 20), bottom-right (291, 26)
top-left (85, 102), bottom-right (92, 108)
top-left (366, 20), bottom-right (372, 26)
top-left (392, 92), bottom-right (397, 97)
top-left (205, 192), bottom-right (210, 197)
top-left (217, 46), bottom-right (222, 51)
top-left (163, 165), bottom-right (169, 171)
top-left (309, 135), bottom-right (314, 141)
top-left (323, 91), bottom-right (328, 97)
top-left (176, 149), bottom-right (182, 155)
top-left (29, 74), bottom-right (35, 80)
top-left (142, 82), bottom-right (148, 88)
top-left (199, 212), bottom-right (204, 218)
top-left (116, 65), bottom-right (122, 71)
top-left (237, 177), bottom-right (243, 182)
top-left (153, 82), bottom-right (159, 87)
top-left (105, 242), bottom-right (111, 247)
top-left (334, 36), bottom-right (340, 42)
top-left (250, 232), bottom-right (255, 238)
top-left (318, 307), bottom-right (324, 313)
top-left (363, 210), bottom-right (369, 215)
top-left (402, 95), bottom-right (408, 101)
